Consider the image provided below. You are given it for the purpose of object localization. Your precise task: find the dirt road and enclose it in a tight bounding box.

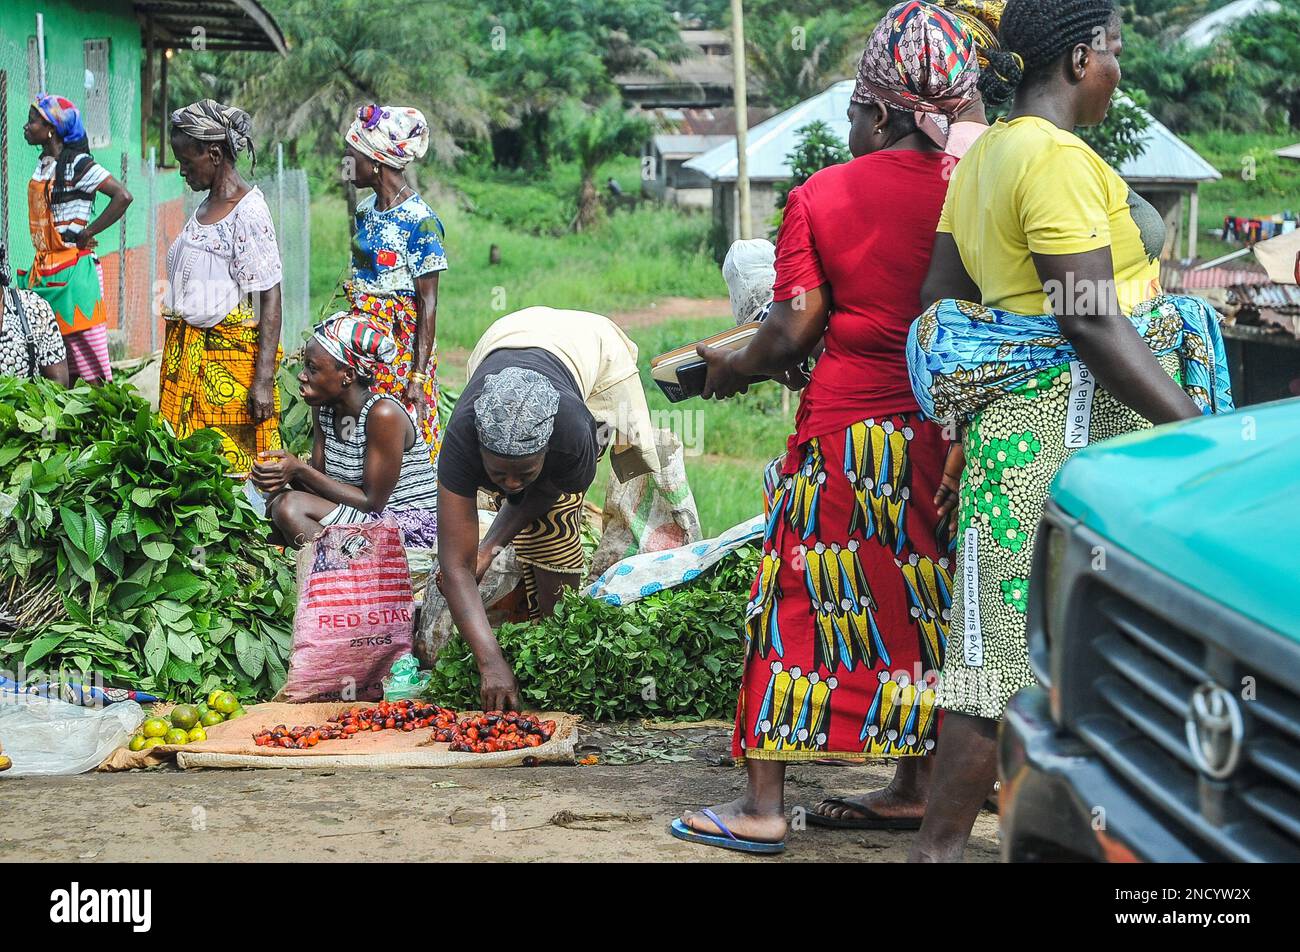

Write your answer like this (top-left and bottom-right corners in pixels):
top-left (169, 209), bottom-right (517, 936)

top-left (0, 724), bottom-right (999, 863)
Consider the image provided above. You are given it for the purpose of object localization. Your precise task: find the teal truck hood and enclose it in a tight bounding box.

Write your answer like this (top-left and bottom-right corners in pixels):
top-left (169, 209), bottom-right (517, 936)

top-left (1052, 397), bottom-right (1300, 641)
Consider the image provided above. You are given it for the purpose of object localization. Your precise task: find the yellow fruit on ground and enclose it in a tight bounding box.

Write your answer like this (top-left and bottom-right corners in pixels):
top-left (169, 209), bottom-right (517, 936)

top-left (142, 717), bottom-right (169, 738)
top-left (0, 755), bottom-right (11, 771)
top-left (200, 710), bottom-right (225, 727)
top-left (213, 692), bottom-right (238, 715)
top-left (164, 728), bottom-right (189, 745)
top-left (128, 735), bottom-right (147, 752)
top-left (170, 704), bottom-right (200, 730)
top-left (227, 706), bottom-right (246, 719)
top-left (186, 727), bottom-right (207, 743)
top-left (207, 690), bottom-right (225, 708)
top-left (144, 737), bottom-right (166, 749)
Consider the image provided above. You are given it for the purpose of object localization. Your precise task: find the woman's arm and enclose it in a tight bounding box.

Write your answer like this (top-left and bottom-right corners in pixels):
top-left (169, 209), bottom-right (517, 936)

top-left (249, 285), bottom-right (282, 425)
top-left (39, 360), bottom-right (70, 388)
top-left (437, 489), bottom-right (520, 711)
top-left (1034, 249), bottom-right (1199, 425)
top-left (697, 284), bottom-right (832, 400)
top-left (73, 175), bottom-right (133, 251)
top-left (405, 271), bottom-right (439, 414)
top-left (921, 233), bottom-right (981, 309)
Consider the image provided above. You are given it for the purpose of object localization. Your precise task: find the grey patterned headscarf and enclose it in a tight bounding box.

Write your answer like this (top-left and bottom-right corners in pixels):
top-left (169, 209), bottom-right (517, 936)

top-left (474, 367), bottom-right (560, 457)
top-left (170, 99), bottom-right (256, 170)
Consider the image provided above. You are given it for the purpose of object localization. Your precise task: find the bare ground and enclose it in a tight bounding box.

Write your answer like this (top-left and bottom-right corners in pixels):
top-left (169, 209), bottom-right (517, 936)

top-left (0, 724), bottom-right (999, 863)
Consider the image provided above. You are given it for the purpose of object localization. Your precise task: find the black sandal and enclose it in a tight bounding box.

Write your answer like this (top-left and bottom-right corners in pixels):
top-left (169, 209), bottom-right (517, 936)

top-left (805, 797), bottom-right (924, 830)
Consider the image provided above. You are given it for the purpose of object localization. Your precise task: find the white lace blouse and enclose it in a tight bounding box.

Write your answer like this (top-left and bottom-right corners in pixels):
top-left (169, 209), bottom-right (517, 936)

top-left (163, 187), bottom-right (282, 328)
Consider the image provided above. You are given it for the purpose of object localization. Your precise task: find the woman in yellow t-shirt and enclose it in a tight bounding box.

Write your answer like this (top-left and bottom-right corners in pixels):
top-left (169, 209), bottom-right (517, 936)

top-left (905, 0), bottom-right (1233, 862)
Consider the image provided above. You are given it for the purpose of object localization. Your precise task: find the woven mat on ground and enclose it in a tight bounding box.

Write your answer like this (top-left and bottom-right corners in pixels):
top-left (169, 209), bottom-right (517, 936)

top-left (99, 702), bottom-right (578, 771)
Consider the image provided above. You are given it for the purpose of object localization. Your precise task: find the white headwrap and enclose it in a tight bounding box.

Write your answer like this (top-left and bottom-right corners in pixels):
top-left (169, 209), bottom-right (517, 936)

top-left (345, 104), bottom-right (430, 170)
top-left (722, 238), bottom-right (777, 326)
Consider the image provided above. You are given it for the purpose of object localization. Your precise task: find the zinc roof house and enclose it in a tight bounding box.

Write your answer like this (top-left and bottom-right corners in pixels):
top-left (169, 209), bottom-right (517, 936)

top-left (687, 81), bottom-right (1221, 259)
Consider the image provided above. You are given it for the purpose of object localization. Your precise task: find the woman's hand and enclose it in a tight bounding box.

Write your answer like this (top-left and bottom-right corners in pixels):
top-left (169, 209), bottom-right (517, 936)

top-left (478, 653), bottom-right (520, 712)
top-left (934, 441), bottom-right (964, 545)
top-left (697, 345), bottom-right (750, 400)
top-left (248, 374), bottom-right (276, 424)
top-left (251, 449), bottom-right (300, 495)
top-left (475, 544), bottom-right (500, 583)
top-left (74, 231), bottom-right (98, 252)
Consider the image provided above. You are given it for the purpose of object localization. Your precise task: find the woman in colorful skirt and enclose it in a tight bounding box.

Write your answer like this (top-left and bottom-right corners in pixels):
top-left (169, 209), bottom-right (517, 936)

top-left (672, 3), bottom-right (983, 855)
top-left (160, 100), bottom-right (283, 474)
top-left (905, 0), bottom-right (1233, 862)
top-left (21, 94), bottom-right (133, 384)
top-left (341, 105), bottom-right (446, 463)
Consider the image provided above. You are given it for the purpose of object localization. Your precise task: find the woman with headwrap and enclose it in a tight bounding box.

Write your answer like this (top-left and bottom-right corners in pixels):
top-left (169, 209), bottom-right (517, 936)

top-left (160, 99), bottom-right (283, 474)
top-left (673, 2), bottom-right (982, 855)
top-left (249, 312), bottom-right (439, 548)
top-left (908, 0), bottom-right (1231, 862)
top-left (435, 306), bottom-right (660, 712)
top-left (21, 94), bottom-right (133, 384)
top-left (341, 105), bottom-right (447, 463)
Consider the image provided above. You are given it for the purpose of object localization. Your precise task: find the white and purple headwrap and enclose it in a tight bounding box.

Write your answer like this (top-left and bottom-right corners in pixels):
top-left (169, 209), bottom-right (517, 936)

top-left (346, 104), bottom-right (430, 170)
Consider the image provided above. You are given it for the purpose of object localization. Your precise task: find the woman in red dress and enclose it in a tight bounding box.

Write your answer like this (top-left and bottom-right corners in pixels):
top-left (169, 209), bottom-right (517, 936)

top-left (672, 2), bottom-right (980, 854)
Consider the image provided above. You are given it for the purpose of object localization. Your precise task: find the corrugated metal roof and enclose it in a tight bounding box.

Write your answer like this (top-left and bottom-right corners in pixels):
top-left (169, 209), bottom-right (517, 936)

top-left (685, 82), bottom-right (1220, 184)
top-left (1162, 264), bottom-right (1272, 291)
top-left (1113, 94), bottom-right (1221, 184)
top-left (652, 134), bottom-right (732, 158)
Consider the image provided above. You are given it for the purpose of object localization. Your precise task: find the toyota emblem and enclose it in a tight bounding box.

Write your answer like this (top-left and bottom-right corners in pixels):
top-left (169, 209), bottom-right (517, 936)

top-left (1185, 682), bottom-right (1244, 780)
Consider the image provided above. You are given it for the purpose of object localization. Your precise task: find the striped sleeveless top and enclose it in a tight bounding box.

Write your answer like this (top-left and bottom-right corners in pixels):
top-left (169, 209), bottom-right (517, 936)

top-left (320, 394), bottom-right (438, 511)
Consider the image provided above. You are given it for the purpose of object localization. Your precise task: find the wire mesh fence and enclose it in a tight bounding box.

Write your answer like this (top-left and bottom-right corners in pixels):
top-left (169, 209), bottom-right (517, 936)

top-left (1, 35), bottom-right (310, 362)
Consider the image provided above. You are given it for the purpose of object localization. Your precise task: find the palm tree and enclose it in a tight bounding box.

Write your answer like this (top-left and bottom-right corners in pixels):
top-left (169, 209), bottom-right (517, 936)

top-left (560, 98), bottom-right (650, 231)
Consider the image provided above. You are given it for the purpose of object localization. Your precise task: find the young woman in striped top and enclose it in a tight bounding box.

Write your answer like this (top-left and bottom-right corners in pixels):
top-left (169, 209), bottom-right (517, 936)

top-left (250, 313), bottom-right (438, 548)
top-left (21, 94), bottom-right (133, 384)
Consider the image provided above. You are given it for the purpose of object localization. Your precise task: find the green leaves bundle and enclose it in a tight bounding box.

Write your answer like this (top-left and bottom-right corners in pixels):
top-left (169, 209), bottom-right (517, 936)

top-left (424, 546), bottom-right (759, 721)
top-left (0, 378), bottom-right (294, 700)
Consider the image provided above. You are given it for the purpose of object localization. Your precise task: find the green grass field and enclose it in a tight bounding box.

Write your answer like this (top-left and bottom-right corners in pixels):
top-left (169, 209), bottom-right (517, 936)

top-left (1181, 131), bottom-right (1300, 261)
top-left (309, 157), bottom-right (723, 351)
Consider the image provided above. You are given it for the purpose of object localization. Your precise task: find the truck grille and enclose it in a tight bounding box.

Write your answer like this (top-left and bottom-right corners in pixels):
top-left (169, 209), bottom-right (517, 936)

top-left (1072, 592), bottom-right (1300, 862)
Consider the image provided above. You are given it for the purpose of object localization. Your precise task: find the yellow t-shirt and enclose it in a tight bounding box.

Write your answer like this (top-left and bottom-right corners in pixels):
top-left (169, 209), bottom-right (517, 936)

top-left (937, 115), bottom-right (1165, 316)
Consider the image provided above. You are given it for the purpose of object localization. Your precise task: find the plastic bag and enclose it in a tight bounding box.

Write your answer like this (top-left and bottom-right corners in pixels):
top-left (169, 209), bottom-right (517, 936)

top-left (382, 653), bottom-right (431, 701)
top-left (588, 428), bottom-right (701, 582)
top-left (0, 695), bottom-right (143, 776)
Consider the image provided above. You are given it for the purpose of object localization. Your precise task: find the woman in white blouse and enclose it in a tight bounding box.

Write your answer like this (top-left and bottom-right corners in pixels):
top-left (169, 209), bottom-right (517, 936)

top-left (158, 99), bottom-right (283, 474)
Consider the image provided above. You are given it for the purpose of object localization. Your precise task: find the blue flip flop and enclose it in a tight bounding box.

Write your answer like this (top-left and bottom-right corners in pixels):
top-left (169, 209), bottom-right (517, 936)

top-left (670, 808), bottom-right (786, 855)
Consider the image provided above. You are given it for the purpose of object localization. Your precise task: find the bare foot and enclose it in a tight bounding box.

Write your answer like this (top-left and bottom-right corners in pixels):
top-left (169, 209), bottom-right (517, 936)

top-left (681, 798), bottom-right (787, 844)
top-left (812, 787), bottom-right (926, 822)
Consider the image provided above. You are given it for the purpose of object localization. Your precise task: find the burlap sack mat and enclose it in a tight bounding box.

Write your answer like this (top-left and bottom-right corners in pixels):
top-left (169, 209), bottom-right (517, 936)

top-left (99, 702), bottom-right (578, 771)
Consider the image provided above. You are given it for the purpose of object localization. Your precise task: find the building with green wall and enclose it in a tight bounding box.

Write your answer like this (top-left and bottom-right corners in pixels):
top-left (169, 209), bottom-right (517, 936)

top-left (0, 0), bottom-right (284, 352)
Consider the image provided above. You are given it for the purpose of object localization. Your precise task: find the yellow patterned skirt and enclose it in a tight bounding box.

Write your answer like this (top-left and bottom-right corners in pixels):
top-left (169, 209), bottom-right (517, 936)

top-left (159, 302), bottom-right (283, 474)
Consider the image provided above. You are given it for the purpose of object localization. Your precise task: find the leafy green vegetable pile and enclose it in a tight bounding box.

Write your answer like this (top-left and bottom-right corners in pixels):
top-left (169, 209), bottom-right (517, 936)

top-left (0, 378), bottom-right (294, 700)
top-left (424, 545), bottom-right (759, 720)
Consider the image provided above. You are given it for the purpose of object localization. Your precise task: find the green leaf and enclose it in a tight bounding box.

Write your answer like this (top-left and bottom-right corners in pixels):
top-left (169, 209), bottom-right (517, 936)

top-left (22, 632), bottom-right (68, 666)
top-left (140, 540), bottom-right (176, 561)
top-left (59, 506), bottom-right (86, 553)
top-left (166, 630), bottom-right (194, 663)
top-left (82, 502), bottom-right (108, 562)
top-left (130, 486), bottom-right (168, 508)
top-left (142, 628), bottom-right (168, 677)
top-left (234, 628), bottom-right (265, 679)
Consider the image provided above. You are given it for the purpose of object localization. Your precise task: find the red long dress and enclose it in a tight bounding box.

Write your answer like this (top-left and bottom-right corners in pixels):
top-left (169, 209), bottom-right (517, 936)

top-left (734, 149), bottom-right (956, 762)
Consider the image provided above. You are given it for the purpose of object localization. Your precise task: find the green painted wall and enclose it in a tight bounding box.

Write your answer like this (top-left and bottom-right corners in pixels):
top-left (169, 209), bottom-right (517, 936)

top-left (1, 0), bottom-right (182, 268)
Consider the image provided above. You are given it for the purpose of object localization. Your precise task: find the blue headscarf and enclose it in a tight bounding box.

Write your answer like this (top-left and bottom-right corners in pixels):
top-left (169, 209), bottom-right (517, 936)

top-left (34, 94), bottom-right (87, 144)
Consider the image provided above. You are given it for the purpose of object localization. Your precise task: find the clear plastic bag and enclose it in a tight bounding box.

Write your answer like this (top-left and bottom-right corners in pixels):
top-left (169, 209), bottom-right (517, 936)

top-left (0, 695), bottom-right (143, 776)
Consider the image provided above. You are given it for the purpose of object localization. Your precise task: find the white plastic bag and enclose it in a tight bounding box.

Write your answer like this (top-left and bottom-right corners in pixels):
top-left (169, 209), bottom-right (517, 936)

top-left (0, 695), bottom-right (143, 776)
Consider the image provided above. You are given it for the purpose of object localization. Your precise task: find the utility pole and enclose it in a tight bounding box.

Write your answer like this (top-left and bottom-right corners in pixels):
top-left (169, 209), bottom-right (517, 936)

top-left (730, 0), bottom-right (751, 241)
